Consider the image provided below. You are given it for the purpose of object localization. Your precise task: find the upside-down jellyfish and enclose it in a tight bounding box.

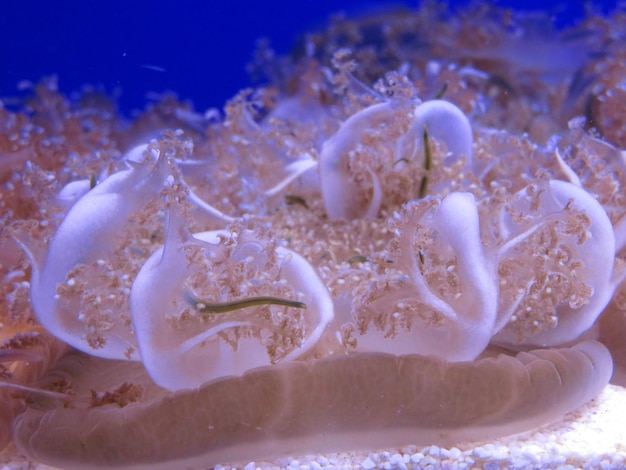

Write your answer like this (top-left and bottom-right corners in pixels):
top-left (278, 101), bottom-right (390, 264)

top-left (1, 2), bottom-right (626, 469)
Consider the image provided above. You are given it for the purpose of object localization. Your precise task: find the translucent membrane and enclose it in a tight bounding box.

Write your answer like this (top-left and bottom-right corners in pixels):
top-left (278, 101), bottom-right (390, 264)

top-left (13, 341), bottom-right (611, 469)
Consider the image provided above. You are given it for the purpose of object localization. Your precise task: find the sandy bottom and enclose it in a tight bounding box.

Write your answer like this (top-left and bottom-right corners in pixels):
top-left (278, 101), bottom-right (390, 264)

top-left (2, 384), bottom-right (625, 470)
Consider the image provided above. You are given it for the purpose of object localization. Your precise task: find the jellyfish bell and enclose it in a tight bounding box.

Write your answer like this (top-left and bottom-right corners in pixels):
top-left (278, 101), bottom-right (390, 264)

top-left (10, 341), bottom-right (613, 469)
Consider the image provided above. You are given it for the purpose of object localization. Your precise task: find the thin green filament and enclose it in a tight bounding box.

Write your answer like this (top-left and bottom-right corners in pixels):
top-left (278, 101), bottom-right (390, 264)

top-left (434, 82), bottom-right (448, 99)
top-left (185, 291), bottom-right (306, 314)
top-left (418, 124), bottom-right (432, 199)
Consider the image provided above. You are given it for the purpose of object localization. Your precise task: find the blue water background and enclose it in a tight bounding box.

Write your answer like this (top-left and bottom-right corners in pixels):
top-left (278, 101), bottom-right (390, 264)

top-left (0, 0), bottom-right (620, 114)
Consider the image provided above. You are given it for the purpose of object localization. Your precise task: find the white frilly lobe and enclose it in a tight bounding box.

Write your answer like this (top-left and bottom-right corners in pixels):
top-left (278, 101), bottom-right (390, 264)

top-left (493, 180), bottom-right (619, 346)
top-left (319, 101), bottom-right (395, 220)
top-left (319, 99), bottom-right (472, 219)
top-left (354, 178), bottom-right (618, 358)
top-left (130, 219), bottom-right (334, 391)
top-left (421, 193), bottom-right (498, 359)
top-left (356, 192), bottom-right (498, 361)
top-left (396, 99), bottom-right (473, 167)
top-left (25, 146), bottom-right (170, 360)
top-left (23, 140), bottom-right (240, 362)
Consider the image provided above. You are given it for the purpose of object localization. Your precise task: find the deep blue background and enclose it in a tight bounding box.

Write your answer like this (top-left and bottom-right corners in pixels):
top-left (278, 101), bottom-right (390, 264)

top-left (0, 0), bottom-right (620, 115)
